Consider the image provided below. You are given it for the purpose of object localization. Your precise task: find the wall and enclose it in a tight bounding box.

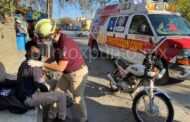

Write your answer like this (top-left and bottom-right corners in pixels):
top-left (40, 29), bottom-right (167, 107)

top-left (0, 16), bottom-right (17, 72)
top-left (86, 19), bottom-right (92, 30)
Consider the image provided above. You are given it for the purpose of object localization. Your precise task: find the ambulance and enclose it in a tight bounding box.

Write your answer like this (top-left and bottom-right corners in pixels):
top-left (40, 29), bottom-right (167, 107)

top-left (89, 0), bottom-right (190, 84)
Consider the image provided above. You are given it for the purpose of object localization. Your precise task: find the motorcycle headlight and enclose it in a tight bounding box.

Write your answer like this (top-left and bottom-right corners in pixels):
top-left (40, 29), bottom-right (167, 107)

top-left (177, 49), bottom-right (190, 65)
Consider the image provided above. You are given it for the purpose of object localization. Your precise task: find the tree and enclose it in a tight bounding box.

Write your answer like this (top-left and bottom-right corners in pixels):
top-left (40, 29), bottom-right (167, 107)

top-left (79, 0), bottom-right (118, 19)
top-left (32, 11), bottom-right (41, 20)
top-left (81, 22), bottom-right (87, 30)
top-left (174, 0), bottom-right (190, 21)
top-left (61, 17), bottom-right (74, 25)
top-left (0, 0), bottom-right (15, 16)
top-left (54, 0), bottom-right (119, 19)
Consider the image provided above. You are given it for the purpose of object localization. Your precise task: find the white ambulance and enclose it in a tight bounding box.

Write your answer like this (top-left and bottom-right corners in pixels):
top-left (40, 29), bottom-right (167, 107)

top-left (89, 0), bottom-right (190, 84)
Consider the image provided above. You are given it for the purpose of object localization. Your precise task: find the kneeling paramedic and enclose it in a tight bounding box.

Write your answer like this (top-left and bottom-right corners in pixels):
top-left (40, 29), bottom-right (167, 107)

top-left (28, 19), bottom-right (88, 122)
top-left (16, 41), bottom-right (67, 121)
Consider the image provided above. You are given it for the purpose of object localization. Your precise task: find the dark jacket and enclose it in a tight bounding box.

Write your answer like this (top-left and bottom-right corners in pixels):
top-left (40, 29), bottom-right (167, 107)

top-left (16, 60), bottom-right (47, 102)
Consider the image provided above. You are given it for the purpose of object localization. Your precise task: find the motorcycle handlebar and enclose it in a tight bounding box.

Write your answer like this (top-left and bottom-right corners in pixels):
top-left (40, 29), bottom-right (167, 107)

top-left (147, 68), bottom-right (166, 79)
top-left (157, 68), bottom-right (166, 79)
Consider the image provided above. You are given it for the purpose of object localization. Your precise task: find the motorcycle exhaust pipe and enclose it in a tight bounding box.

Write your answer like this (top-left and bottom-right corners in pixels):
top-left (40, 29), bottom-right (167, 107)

top-left (107, 73), bottom-right (117, 86)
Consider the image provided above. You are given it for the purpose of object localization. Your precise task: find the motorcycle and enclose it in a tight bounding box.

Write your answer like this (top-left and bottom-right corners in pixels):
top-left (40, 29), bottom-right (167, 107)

top-left (107, 48), bottom-right (174, 122)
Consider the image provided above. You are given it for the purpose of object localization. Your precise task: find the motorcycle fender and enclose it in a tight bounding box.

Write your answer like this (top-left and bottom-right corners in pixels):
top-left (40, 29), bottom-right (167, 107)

top-left (135, 87), bottom-right (172, 100)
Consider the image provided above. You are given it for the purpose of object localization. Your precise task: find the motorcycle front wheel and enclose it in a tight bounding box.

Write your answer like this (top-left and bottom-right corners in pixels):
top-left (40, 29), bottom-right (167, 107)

top-left (132, 91), bottom-right (174, 122)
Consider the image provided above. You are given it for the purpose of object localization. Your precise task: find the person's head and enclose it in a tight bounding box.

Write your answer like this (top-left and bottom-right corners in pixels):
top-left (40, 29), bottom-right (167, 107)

top-left (25, 41), bottom-right (41, 61)
top-left (34, 19), bottom-right (60, 43)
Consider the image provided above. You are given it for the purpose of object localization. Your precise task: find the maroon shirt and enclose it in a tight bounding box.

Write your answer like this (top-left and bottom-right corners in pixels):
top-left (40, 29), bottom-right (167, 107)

top-left (53, 33), bottom-right (85, 73)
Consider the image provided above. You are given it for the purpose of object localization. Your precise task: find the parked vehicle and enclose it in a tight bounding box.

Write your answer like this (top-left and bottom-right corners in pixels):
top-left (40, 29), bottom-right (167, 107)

top-left (89, 0), bottom-right (190, 84)
top-left (76, 30), bottom-right (89, 37)
top-left (73, 26), bottom-right (80, 31)
top-left (107, 41), bottom-right (174, 122)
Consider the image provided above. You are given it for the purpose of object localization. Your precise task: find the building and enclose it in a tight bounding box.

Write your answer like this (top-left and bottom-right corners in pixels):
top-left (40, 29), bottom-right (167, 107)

top-left (82, 19), bottom-right (92, 30)
top-left (76, 17), bottom-right (92, 30)
top-left (0, 14), bottom-right (17, 72)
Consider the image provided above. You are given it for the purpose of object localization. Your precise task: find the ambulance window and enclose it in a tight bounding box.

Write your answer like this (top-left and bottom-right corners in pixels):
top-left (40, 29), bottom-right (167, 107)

top-left (107, 17), bottom-right (117, 32)
top-left (115, 16), bottom-right (128, 33)
top-left (129, 15), bottom-right (153, 36)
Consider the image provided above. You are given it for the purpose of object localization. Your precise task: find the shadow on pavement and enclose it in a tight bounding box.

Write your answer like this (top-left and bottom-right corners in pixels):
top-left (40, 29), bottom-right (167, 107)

top-left (0, 62), bottom-right (6, 81)
top-left (85, 57), bottom-right (114, 79)
top-left (166, 90), bottom-right (190, 110)
top-left (85, 80), bottom-right (112, 98)
top-left (86, 98), bottom-right (180, 122)
top-left (0, 62), bottom-right (17, 81)
top-left (165, 78), bottom-right (184, 86)
top-left (86, 98), bottom-right (133, 122)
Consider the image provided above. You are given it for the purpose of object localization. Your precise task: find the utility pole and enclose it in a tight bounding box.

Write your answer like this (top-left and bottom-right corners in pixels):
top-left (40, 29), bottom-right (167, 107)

top-left (48, 0), bottom-right (53, 19)
top-left (47, 0), bottom-right (49, 18)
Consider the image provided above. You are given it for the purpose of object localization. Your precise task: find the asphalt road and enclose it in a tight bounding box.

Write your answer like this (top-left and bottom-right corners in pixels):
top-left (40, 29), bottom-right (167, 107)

top-left (64, 31), bottom-right (190, 122)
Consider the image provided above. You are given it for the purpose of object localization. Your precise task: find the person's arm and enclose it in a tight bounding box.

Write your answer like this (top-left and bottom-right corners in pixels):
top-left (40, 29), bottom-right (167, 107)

top-left (28, 59), bottom-right (68, 72)
top-left (32, 67), bottom-right (44, 83)
top-left (28, 47), bottom-right (69, 72)
top-left (44, 60), bottom-right (68, 72)
top-left (45, 56), bottom-right (55, 64)
top-left (32, 67), bottom-right (49, 91)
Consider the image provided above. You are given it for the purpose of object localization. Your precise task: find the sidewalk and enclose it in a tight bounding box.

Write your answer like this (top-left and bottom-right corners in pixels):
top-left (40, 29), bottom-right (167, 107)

top-left (0, 51), bottom-right (42, 122)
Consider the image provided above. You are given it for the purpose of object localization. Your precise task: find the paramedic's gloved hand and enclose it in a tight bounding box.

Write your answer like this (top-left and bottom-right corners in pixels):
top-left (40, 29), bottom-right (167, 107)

top-left (28, 60), bottom-right (44, 67)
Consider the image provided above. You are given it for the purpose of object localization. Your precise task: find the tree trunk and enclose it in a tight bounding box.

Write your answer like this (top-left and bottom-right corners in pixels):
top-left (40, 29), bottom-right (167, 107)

top-left (48, 0), bottom-right (53, 19)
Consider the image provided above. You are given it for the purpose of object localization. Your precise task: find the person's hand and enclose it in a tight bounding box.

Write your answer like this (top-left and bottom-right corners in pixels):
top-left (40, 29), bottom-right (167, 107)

top-left (43, 70), bottom-right (51, 79)
top-left (28, 60), bottom-right (44, 67)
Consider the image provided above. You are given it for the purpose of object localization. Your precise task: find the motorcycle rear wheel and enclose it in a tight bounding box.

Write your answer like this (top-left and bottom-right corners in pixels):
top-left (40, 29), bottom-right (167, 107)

top-left (132, 91), bottom-right (174, 122)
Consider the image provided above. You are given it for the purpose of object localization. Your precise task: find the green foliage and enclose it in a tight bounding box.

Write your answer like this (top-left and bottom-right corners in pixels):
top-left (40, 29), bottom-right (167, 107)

top-left (147, 0), bottom-right (190, 22)
top-left (174, 0), bottom-right (190, 22)
top-left (0, 0), bottom-right (15, 15)
top-left (61, 17), bottom-right (74, 25)
top-left (19, 5), bottom-right (29, 12)
top-left (81, 22), bottom-right (87, 31)
top-left (32, 11), bottom-right (41, 20)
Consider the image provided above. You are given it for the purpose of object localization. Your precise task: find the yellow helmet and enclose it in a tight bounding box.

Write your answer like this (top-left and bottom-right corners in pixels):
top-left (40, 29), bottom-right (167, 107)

top-left (34, 19), bottom-right (57, 38)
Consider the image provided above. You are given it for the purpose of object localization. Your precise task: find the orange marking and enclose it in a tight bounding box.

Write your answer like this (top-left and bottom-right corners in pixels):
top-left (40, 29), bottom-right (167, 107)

top-left (106, 36), bottom-right (143, 52)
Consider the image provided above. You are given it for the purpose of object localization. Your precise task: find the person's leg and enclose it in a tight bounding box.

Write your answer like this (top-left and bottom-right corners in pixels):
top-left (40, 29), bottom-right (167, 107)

top-left (46, 79), bottom-right (57, 90)
top-left (65, 66), bottom-right (88, 122)
top-left (47, 91), bottom-right (67, 120)
top-left (24, 91), bottom-right (67, 120)
top-left (54, 75), bottom-right (73, 119)
top-left (71, 74), bottom-right (88, 122)
top-left (55, 74), bottom-right (70, 92)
